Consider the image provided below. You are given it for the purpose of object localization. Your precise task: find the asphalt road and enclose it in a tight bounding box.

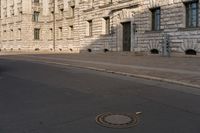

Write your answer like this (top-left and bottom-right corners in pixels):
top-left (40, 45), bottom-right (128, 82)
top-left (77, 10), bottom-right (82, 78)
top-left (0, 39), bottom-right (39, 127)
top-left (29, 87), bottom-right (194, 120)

top-left (0, 58), bottom-right (200, 133)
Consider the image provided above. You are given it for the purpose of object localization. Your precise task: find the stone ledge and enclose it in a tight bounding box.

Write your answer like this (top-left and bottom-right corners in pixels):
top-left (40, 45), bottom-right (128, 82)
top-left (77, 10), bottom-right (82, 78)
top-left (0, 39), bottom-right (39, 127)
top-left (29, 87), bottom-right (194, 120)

top-left (67, 38), bottom-right (74, 40)
top-left (100, 34), bottom-right (111, 37)
top-left (83, 7), bottom-right (94, 12)
top-left (84, 36), bottom-right (93, 38)
top-left (118, 0), bottom-right (133, 4)
top-left (178, 27), bottom-right (200, 31)
top-left (66, 16), bottom-right (75, 19)
top-left (99, 3), bottom-right (112, 9)
top-left (144, 29), bottom-right (164, 33)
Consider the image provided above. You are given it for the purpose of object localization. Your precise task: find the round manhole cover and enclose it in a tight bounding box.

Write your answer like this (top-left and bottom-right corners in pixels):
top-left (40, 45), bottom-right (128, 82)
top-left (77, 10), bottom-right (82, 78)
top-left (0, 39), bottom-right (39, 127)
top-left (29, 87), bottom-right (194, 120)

top-left (96, 112), bottom-right (141, 128)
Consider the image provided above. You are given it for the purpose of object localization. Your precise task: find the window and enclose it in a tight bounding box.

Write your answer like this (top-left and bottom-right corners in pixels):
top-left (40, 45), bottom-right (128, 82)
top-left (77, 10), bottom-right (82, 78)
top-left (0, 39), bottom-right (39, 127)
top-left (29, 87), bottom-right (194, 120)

top-left (34, 0), bottom-right (39, 3)
top-left (4, 8), bottom-right (7, 17)
top-left (69, 25), bottom-right (74, 38)
top-left (34, 28), bottom-right (40, 40)
top-left (10, 8), bottom-right (14, 16)
top-left (88, 20), bottom-right (93, 36)
top-left (185, 1), bottom-right (198, 28)
top-left (105, 0), bottom-right (112, 4)
top-left (70, 6), bottom-right (75, 17)
top-left (58, 27), bottom-right (63, 39)
top-left (19, 11), bottom-right (22, 17)
top-left (91, 0), bottom-right (95, 7)
top-left (10, 29), bottom-right (14, 40)
top-left (51, 12), bottom-right (54, 19)
top-left (185, 49), bottom-right (197, 55)
top-left (151, 8), bottom-right (161, 31)
top-left (33, 11), bottom-right (40, 22)
top-left (3, 30), bottom-right (7, 40)
top-left (17, 28), bottom-right (21, 40)
top-left (59, 9), bottom-right (64, 16)
top-left (104, 17), bottom-right (110, 34)
top-left (49, 28), bottom-right (53, 40)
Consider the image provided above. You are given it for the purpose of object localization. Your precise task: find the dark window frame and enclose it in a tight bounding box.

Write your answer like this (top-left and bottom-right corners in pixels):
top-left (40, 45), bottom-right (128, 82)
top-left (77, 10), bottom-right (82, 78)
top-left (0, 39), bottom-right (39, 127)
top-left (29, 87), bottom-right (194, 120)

top-left (34, 28), bottom-right (40, 40)
top-left (185, 1), bottom-right (199, 28)
top-left (69, 25), bottom-right (74, 38)
top-left (88, 20), bottom-right (93, 36)
top-left (104, 17), bottom-right (110, 34)
top-left (34, 0), bottom-right (39, 3)
top-left (33, 11), bottom-right (40, 22)
top-left (59, 9), bottom-right (64, 16)
top-left (151, 7), bottom-right (161, 31)
top-left (71, 6), bottom-right (75, 17)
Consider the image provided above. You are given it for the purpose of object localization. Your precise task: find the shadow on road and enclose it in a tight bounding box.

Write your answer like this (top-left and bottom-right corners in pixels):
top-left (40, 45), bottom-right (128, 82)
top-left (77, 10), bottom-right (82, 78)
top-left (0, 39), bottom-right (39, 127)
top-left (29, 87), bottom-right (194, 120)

top-left (0, 59), bottom-right (13, 75)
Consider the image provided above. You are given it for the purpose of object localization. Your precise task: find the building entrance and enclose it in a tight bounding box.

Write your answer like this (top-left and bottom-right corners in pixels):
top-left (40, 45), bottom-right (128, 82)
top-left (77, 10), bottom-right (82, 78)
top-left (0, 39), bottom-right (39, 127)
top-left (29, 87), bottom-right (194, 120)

top-left (122, 22), bottom-right (131, 51)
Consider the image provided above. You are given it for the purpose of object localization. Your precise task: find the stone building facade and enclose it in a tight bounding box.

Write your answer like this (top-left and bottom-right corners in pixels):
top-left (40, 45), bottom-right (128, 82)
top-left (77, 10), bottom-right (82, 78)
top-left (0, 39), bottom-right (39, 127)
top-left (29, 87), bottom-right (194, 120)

top-left (0, 0), bottom-right (200, 55)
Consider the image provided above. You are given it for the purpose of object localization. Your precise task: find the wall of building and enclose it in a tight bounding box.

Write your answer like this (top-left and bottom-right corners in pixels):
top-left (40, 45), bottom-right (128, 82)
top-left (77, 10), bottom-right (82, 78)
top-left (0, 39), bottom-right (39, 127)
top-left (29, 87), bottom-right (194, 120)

top-left (138, 0), bottom-right (200, 55)
top-left (0, 0), bottom-right (199, 55)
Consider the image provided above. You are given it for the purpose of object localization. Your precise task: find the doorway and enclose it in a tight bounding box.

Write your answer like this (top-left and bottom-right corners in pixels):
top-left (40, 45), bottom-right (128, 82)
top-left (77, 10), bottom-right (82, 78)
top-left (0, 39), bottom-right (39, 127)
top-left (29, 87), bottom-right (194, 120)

top-left (122, 22), bottom-right (131, 51)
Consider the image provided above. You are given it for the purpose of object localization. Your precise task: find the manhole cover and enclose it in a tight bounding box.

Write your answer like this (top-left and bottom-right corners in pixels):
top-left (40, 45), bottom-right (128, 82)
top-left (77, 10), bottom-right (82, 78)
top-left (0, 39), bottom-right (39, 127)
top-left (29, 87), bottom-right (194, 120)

top-left (96, 112), bottom-right (141, 128)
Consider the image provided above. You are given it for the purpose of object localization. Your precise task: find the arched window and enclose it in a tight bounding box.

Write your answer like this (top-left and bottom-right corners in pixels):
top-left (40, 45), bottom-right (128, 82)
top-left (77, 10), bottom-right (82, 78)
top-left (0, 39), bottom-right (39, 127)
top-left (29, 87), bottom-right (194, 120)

top-left (150, 49), bottom-right (159, 54)
top-left (185, 49), bottom-right (197, 55)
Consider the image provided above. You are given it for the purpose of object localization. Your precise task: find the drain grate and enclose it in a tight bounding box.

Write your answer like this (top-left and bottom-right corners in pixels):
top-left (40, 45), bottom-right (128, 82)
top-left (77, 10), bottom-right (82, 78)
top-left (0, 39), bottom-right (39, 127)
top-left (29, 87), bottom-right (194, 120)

top-left (96, 112), bottom-right (141, 128)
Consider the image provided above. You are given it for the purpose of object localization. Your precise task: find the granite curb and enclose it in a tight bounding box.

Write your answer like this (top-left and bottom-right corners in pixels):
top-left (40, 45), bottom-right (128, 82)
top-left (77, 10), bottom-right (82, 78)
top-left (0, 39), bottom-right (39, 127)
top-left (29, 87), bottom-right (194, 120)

top-left (1, 55), bottom-right (200, 89)
top-left (74, 65), bottom-right (200, 89)
top-left (20, 59), bottom-right (200, 89)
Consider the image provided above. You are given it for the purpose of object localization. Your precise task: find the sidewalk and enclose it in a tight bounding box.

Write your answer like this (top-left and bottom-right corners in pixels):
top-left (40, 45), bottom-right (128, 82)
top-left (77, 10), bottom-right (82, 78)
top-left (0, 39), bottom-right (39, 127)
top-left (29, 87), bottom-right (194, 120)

top-left (1, 52), bottom-right (200, 88)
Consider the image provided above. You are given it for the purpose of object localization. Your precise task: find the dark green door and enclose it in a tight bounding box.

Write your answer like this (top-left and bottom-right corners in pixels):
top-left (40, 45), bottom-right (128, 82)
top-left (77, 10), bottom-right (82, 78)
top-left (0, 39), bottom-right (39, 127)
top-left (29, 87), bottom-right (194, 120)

top-left (122, 22), bottom-right (131, 51)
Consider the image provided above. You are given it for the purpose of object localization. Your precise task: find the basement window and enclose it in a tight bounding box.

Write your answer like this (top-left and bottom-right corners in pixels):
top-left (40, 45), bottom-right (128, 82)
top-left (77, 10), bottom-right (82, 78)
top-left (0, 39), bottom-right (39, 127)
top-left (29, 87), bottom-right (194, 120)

top-left (150, 49), bottom-right (159, 54)
top-left (185, 49), bottom-right (197, 55)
